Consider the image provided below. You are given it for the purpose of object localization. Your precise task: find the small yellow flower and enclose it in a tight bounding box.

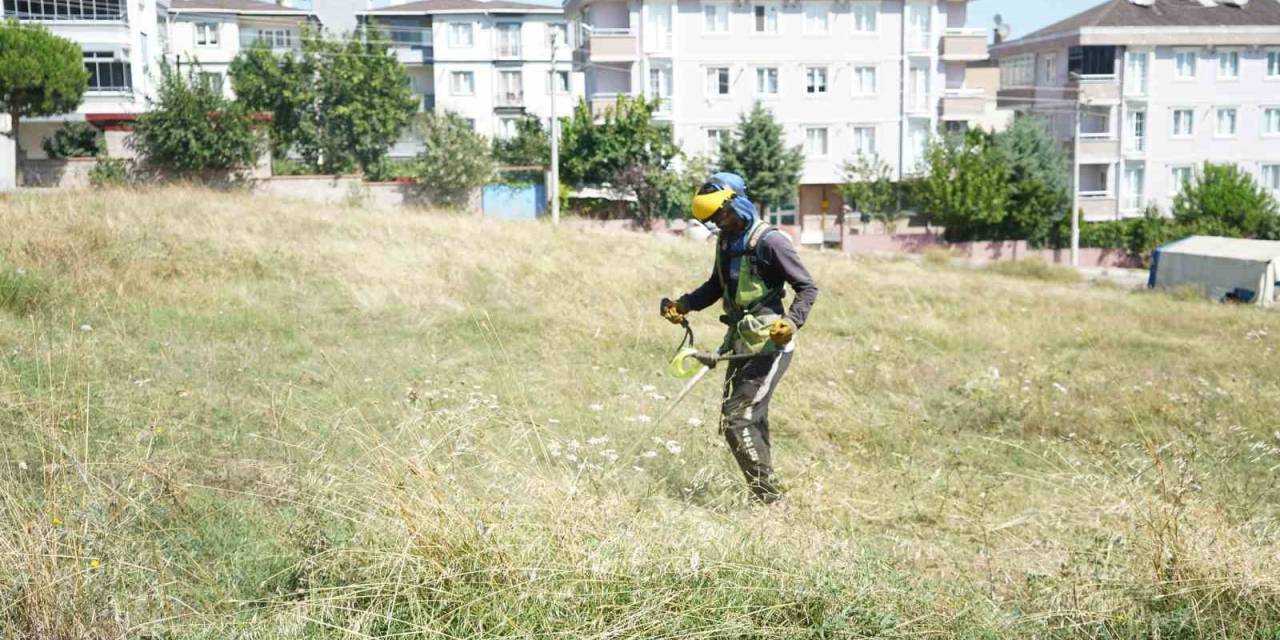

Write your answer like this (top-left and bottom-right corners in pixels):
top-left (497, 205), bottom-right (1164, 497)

top-left (89, 559), bottom-right (101, 569)
top-left (51, 516), bottom-right (62, 527)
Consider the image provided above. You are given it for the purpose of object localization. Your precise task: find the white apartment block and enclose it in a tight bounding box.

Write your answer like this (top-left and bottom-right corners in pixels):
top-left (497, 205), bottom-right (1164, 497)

top-left (563, 0), bottom-right (988, 217)
top-left (991, 0), bottom-right (1280, 222)
top-left (360, 0), bottom-right (587, 154)
top-left (5, 0), bottom-right (169, 158)
top-left (167, 0), bottom-right (318, 99)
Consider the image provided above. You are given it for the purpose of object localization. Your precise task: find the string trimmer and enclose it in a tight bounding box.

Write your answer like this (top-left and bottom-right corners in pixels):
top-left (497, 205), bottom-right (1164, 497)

top-left (654, 314), bottom-right (771, 428)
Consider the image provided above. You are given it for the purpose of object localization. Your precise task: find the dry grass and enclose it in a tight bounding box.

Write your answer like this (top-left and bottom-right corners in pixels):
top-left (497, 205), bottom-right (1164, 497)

top-left (2, 186), bottom-right (1279, 638)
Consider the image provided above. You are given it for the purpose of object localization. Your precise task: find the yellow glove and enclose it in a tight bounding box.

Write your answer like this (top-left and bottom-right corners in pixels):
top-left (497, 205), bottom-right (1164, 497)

top-left (769, 318), bottom-right (796, 346)
top-left (661, 298), bottom-right (689, 325)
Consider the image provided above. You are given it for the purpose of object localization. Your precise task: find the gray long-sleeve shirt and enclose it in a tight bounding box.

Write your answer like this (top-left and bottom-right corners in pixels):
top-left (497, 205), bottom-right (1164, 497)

top-left (679, 231), bottom-right (818, 328)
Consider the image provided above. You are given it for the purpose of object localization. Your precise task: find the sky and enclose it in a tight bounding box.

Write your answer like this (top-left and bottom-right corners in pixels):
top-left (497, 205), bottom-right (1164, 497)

top-left (967, 0), bottom-right (1105, 41)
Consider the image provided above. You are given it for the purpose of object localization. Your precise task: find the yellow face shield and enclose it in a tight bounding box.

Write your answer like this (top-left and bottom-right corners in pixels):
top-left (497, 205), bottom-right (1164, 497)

top-left (691, 188), bottom-right (735, 222)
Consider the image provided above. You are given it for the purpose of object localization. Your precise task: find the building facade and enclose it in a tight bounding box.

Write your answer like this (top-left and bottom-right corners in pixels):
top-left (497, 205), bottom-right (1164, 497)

top-left (168, 0), bottom-right (318, 99)
top-left (4, 0), bottom-right (169, 158)
top-left (360, 0), bottom-right (587, 155)
top-left (991, 0), bottom-right (1280, 222)
top-left (563, 0), bottom-right (988, 217)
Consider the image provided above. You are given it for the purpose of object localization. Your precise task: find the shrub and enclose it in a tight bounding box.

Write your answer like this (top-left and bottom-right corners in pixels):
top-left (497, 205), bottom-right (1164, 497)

top-left (132, 65), bottom-right (260, 173)
top-left (411, 112), bottom-right (494, 208)
top-left (41, 122), bottom-right (104, 158)
top-left (1173, 162), bottom-right (1280, 240)
top-left (89, 158), bottom-right (128, 187)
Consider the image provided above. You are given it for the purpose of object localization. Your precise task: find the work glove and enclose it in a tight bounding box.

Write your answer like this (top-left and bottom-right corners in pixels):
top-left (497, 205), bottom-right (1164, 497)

top-left (660, 297), bottom-right (689, 325)
top-left (769, 318), bottom-right (796, 347)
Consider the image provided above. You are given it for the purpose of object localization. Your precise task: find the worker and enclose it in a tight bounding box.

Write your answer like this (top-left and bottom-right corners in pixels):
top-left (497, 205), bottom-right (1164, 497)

top-left (660, 172), bottom-right (818, 504)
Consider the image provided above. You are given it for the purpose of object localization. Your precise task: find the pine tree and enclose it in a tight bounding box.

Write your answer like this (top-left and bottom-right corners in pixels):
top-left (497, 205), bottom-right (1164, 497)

top-left (718, 103), bottom-right (804, 219)
top-left (0, 22), bottom-right (88, 161)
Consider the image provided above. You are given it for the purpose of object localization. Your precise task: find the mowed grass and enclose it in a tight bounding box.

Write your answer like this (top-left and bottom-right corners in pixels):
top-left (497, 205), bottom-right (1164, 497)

top-left (1, 187), bottom-right (1279, 639)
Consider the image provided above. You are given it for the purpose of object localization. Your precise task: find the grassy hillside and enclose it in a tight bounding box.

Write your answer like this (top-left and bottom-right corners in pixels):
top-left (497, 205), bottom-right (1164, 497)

top-left (2, 187), bottom-right (1278, 639)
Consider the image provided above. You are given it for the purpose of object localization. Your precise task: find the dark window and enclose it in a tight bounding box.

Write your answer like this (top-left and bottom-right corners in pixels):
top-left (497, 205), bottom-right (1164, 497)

top-left (84, 51), bottom-right (132, 91)
top-left (1068, 46), bottom-right (1116, 76)
top-left (4, 0), bottom-right (124, 20)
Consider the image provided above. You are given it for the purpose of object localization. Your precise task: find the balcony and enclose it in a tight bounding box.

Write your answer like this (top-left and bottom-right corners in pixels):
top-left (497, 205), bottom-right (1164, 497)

top-left (941, 28), bottom-right (988, 62)
top-left (905, 92), bottom-right (932, 114)
top-left (1122, 195), bottom-right (1147, 214)
top-left (940, 88), bottom-right (985, 119)
top-left (590, 93), bottom-right (624, 116)
top-left (1071, 75), bottom-right (1120, 102)
top-left (1077, 196), bottom-right (1118, 221)
top-left (495, 90), bottom-right (525, 109)
top-left (1077, 136), bottom-right (1119, 159)
top-left (495, 43), bottom-right (522, 60)
top-left (1124, 136), bottom-right (1146, 157)
top-left (4, 0), bottom-right (126, 21)
top-left (583, 28), bottom-right (637, 63)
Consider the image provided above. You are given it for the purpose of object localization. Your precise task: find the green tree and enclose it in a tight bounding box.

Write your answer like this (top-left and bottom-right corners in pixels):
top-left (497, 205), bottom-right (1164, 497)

top-left (132, 65), bottom-right (260, 173)
top-left (230, 29), bottom-right (417, 174)
top-left (1173, 162), bottom-right (1280, 240)
top-left (993, 115), bottom-right (1070, 246)
top-left (717, 103), bottom-right (804, 219)
top-left (558, 95), bottom-right (677, 185)
top-left (916, 129), bottom-right (1011, 242)
top-left (838, 154), bottom-right (900, 233)
top-left (493, 115), bottom-right (550, 168)
top-left (0, 21), bottom-right (88, 160)
top-left (412, 111), bottom-right (494, 208)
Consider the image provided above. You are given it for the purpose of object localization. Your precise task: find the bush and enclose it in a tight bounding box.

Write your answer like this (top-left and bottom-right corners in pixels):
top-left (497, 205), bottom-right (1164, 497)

top-left (41, 122), bottom-right (103, 158)
top-left (132, 65), bottom-right (261, 173)
top-left (411, 112), bottom-right (494, 208)
top-left (1173, 162), bottom-right (1280, 239)
top-left (89, 158), bottom-right (127, 187)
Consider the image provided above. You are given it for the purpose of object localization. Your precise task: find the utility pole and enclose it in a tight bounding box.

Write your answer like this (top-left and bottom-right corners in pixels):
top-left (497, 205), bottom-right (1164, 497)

top-left (549, 31), bottom-right (561, 226)
top-left (1071, 102), bottom-right (1081, 267)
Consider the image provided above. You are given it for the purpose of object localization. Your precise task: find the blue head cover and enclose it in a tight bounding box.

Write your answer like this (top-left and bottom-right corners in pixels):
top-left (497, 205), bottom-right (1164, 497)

top-left (707, 171), bottom-right (759, 279)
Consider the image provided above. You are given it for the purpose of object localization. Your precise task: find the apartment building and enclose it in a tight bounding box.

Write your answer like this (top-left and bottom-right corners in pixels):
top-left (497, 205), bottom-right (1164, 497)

top-left (359, 0), bottom-right (586, 153)
top-left (4, 0), bottom-right (169, 158)
top-left (563, 0), bottom-right (988, 217)
top-left (991, 0), bottom-right (1280, 222)
top-left (167, 0), bottom-right (319, 99)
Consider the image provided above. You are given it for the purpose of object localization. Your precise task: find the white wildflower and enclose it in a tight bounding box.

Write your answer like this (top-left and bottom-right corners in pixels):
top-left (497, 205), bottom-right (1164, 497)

top-left (686, 417), bottom-right (704, 428)
top-left (689, 550), bottom-right (701, 573)
top-left (990, 367), bottom-right (1000, 382)
top-left (547, 418), bottom-right (561, 425)
top-left (601, 449), bottom-right (619, 463)
top-left (79, 324), bottom-right (92, 332)
top-left (588, 403), bottom-right (605, 412)
top-left (587, 436), bottom-right (609, 446)
top-left (568, 439), bottom-right (581, 451)
top-left (641, 450), bottom-right (659, 459)
top-left (640, 384), bottom-right (657, 393)
top-left (664, 440), bottom-right (682, 455)
top-left (1052, 382), bottom-right (1068, 394)
top-left (547, 442), bottom-right (561, 457)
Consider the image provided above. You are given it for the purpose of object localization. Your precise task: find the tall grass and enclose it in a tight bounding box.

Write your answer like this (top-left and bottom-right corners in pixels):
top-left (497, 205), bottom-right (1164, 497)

top-left (1, 187), bottom-right (1279, 638)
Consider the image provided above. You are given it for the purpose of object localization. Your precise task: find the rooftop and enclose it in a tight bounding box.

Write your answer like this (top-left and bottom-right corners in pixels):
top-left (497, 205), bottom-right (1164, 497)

top-left (1020, 0), bottom-right (1280, 41)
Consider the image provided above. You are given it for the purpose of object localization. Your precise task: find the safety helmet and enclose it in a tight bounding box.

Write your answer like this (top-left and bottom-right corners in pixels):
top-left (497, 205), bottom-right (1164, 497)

top-left (691, 179), bottom-right (736, 222)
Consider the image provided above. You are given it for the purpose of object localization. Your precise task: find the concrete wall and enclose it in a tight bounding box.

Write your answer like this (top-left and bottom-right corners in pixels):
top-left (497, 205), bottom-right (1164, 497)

top-left (20, 159), bottom-right (98, 189)
top-left (1, 115), bottom-right (14, 192)
top-left (841, 232), bottom-right (1142, 268)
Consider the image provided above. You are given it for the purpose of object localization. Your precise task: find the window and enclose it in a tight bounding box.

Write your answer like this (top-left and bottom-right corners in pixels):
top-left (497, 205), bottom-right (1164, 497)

top-left (755, 67), bottom-right (778, 95)
top-left (706, 128), bottom-right (728, 151)
top-left (1067, 46), bottom-right (1116, 76)
top-left (852, 126), bottom-right (876, 158)
top-left (448, 22), bottom-right (474, 47)
top-left (706, 66), bottom-right (730, 96)
top-left (195, 22), bottom-right (219, 46)
top-left (851, 2), bottom-right (877, 34)
top-left (548, 70), bottom-right (569, 94)
top-left (463, 118), bottom-right (475, 130)
top-left (450, 71), bottom-right (474, 95)
top-left (548, 22), bottom-right (569, 47)
top-left (1175, 50), bottom-right (1197, 79)
top-left (1040, 53), bottom-right (1056, 84)
top-left (1171, 109), bottom-right (1194, 137)
top-left (6, 0), bottom-right (125, 20)
top-left (853, 65), bottom-right (877, 95)
top-left (1171, 165), bottom-right (1194, 195)
top-left (198, 72), bottom-right (222, 93)
top-left (1270, 51), bottom-right (1280, 78)
top-left (496, 23), bottom-right (521, 57)
top-left (1265, 108), bottom-right (1280, 135)
top-left (1000, 55), bottom-right (1033, 88)
top-left (498, 70), bottom-right (523, 105)
top-left (1262, 165), bottom-right (1280, 197)
top-left (803, 2), bottom-right (828, 34)
top-left (256, 29), bottom-right (292, 49)
top-left (805, 67), bottom-right (827, 94)
top-left (1215, 108), bottom-right (1238, 137)
top-left (83, 51), bottom-right (131, 92)
top-left (1217, 50), bottom-right (1239, 80)
top-left (702, 2), bottom-right (728, 33)
top-left (498, 117), bottom-right (519, 140)
top-left (753, 4), bottom-right (777, 33)
top-left (805, 127), bottom-right (828, 156)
